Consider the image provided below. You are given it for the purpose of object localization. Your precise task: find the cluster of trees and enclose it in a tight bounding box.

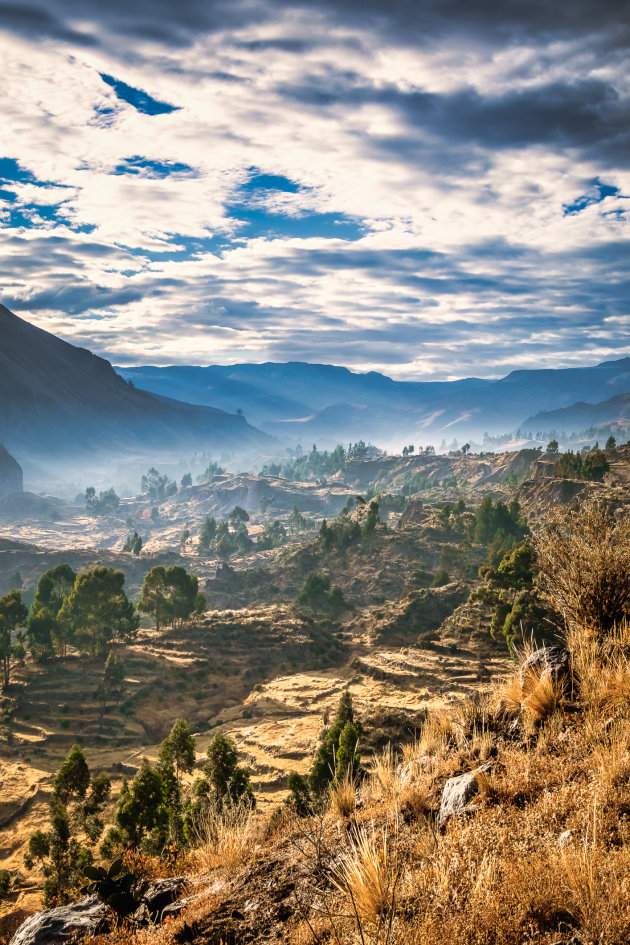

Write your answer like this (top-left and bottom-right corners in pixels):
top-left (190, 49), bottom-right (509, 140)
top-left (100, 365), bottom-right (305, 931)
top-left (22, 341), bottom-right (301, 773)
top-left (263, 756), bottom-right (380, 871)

top-left (198, 507), bottom-right (253, 559)
top-left (140, 468), bottom-right (178, 501)
top-left (469, 496), bottom-right (528, 551)
top-left (1, 560), bottom-right (206, 688)
top-left (122, 532), bottom-right (143, 555)
top-left (26, 744), bottom-right (111, 905)
top-left (196, 461), bottom-right (225, 484)
top-left (318, 499), bottom-right (380, 552)
top-left (138, 566), bottom-right (205, 631)
top-left (475, 542), bottom-right (546, 651)
top-left (297, 572), bottom-right (345, 616)
top-left (553, 447), bottom-right (610, 483)
top-left (84, 487), bottom-right (120, 516)
top-left (260, 442), bottom-right (380, 482)
top-left (287, 691), bottom-right (361, 815)
top-left (256, 520), bottom-right (287, 550)
top-left (27, 726), bottom-right (254, 903)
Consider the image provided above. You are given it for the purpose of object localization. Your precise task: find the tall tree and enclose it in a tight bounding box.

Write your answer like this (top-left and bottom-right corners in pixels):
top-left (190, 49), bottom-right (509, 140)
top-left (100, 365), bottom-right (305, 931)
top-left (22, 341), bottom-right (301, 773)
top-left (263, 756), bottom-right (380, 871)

top-left (0, 590), bottom-right (28, 689)
top-left (59, 567), bottom-right (137, 659)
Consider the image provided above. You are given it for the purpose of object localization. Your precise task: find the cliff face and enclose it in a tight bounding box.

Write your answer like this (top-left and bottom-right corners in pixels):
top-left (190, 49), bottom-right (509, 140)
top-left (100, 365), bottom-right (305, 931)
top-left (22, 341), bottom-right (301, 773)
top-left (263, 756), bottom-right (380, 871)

top-left (0, 443), bottom-right (22, 498)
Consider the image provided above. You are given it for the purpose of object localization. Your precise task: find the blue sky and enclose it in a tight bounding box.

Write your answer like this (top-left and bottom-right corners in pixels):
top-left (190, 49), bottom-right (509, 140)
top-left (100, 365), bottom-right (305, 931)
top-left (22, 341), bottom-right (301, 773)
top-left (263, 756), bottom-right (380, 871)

top-left (0, 0), bottom-right (628, 379)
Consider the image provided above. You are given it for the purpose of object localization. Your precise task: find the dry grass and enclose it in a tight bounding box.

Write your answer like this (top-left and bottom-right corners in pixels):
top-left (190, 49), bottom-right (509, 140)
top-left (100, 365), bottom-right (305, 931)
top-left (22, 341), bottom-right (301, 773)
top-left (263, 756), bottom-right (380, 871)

top-left (329, 773), bottom-right (357, 818)
top-left (495, 660), bottom-right (565, 723)
top-left (330, 823), bottom-right (399, 927)
top-left (401, 710), bottom-right (453, 763)
top-left (193, 800), bottom-right (257, 873)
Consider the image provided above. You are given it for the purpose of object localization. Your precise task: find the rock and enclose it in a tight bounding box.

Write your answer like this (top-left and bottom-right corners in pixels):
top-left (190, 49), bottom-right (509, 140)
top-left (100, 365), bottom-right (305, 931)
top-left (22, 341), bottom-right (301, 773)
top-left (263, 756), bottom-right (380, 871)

top-left (519, 646), bottom-right (570, 683)
top-left (397, 757), bottom-right (431, 785)
top-left (558, 829), bottom-right (573, 848)
top-left (0, 443), bottom-right (22, 499)
top-left (9, 895), bottom-right (111, 945)
top-left (438, 763), bottom-right (492, 828)
top-left (133, 877), bottom-right (187, 922)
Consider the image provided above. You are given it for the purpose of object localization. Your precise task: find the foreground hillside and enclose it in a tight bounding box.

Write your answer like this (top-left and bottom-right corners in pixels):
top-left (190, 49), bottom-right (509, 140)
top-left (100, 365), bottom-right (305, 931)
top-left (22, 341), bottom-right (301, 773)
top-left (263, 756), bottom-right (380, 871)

top-left (2, 442), bottom-right (630, 942)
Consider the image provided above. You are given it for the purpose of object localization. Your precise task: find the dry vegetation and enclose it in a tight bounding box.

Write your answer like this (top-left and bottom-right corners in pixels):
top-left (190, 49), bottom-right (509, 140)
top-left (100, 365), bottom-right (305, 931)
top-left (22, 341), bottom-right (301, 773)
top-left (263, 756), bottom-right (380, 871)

top-left (68, 499), bottom-right (630, 945)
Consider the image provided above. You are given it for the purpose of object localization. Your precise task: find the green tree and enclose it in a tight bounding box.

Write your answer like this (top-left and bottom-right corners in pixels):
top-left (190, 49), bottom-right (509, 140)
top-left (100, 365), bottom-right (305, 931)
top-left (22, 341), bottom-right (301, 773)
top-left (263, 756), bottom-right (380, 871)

top-left (309, 691), bottom-right (361, 796)
top-left (59, 567), bottom-right (138, 659)
top-left (160, 718), bottom-right (196, 791)
top-left (198, 516), bottom-right (217, 555)
top-left (53, 744), bottom-right (90, 804)
top-left (606, 435), bottom-right (617, 451)
top-left (29, 564), bottom-right (76, 659)
top-left (546, 439), bottom-right (559, 453)
top-left (203, 733), bottom-right (254, 806)
top-left (298, 572), bottom-right (345, 615)
top-left (141, 468), bottom-right (177, 501)
top-left (106, 760), bottom-right (169, 852)
top-left (138, 566), bottom-right (169, 631)
top-left (180, 473), bottom-right (192, 489)
top-left (122, 532), bottom-right (143, 555)
top-left (96, 652), bottom-right (126, 723)
top-left (85, 487), bottom-right (120, 515)
top-left (0, 590), bottom-right (28, 689)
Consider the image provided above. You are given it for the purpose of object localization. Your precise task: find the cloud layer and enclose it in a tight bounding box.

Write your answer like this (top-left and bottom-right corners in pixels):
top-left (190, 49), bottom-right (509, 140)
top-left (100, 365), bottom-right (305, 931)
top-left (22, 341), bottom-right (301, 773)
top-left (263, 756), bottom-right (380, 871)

top-left (0, 0), bottom-right (628, 378)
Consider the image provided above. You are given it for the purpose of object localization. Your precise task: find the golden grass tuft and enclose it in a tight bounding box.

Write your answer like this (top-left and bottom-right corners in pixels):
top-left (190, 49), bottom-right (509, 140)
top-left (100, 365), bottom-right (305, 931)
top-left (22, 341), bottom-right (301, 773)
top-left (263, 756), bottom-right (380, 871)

top-left (495, 660), bottom-right (565, 723)
top-left (329, 773), bottom-right (357, 818)
top-left (330, 823), bottom-right (398, 927)
top-left (193, 800), bottom-right (257, 873)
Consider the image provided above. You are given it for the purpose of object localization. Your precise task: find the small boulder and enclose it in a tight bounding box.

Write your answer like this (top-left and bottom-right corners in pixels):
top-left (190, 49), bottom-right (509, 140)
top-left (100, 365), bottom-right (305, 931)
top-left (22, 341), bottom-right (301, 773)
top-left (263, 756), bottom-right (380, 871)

top-left (10, 895), bottom-right (111, 945)
top-left (519, 646), bottom-right (569, 684)
top-left (438, 763), bottom-right (492, 828)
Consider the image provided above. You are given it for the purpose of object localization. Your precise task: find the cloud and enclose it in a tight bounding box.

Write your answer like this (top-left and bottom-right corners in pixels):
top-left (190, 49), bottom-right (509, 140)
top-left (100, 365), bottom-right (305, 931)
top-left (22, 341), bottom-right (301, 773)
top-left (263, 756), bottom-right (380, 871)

top-left (0, 0), bottom-right (628, 380)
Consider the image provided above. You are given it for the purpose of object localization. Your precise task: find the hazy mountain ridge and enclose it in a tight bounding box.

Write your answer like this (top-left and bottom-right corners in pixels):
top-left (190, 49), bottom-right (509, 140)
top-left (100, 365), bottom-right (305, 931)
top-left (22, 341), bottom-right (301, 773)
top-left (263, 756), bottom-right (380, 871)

top-left (523, 389), bottom-right (630, 435)
top-left (117, 358), bottom-right (630, 446)
top-left (0, 304), bottom-right (269, 469)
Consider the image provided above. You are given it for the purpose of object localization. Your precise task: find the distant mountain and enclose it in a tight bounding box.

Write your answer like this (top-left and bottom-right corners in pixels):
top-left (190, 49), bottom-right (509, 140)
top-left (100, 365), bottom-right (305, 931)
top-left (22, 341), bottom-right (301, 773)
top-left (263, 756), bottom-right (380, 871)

top-left (523, 390), bottom-right (630, 435)
top-left (116, 358), bottom-right (630, 447)
top-left (0, 304), bottom-right (268, 470)
top-left (0, 443), bottom-right (22, 498)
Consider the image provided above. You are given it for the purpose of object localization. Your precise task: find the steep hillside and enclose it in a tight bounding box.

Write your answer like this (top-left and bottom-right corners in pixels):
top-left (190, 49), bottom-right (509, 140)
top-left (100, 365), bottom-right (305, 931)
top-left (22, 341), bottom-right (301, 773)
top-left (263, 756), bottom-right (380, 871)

top-left (0, 444), bottom-right (22, 499)
top-left (0, 305), bottom-right (268, 468)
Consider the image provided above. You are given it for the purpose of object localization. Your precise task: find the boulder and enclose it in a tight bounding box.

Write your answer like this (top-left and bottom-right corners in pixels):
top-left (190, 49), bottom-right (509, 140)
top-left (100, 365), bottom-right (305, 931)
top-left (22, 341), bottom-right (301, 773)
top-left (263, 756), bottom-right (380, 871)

top-left (519, 645), bottom-right (570, 684)
top-left (438, 763), bottom-right (492, 828)
top-left (9, 896), bottom-right (111, 945)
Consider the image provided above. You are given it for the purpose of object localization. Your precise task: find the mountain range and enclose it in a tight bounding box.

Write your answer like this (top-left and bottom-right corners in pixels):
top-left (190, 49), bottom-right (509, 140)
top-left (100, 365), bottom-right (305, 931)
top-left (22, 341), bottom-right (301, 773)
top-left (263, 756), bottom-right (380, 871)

top-left (117, 359), bottom-right (630, 447)
top-left (0, 304), bottom-right (267, 479)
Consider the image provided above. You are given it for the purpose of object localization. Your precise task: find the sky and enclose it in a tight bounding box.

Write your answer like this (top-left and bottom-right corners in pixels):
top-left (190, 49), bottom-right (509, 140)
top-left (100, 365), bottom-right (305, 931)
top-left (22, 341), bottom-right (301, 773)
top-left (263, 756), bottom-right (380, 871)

top-left (0, 0), bottom-right (629, 380)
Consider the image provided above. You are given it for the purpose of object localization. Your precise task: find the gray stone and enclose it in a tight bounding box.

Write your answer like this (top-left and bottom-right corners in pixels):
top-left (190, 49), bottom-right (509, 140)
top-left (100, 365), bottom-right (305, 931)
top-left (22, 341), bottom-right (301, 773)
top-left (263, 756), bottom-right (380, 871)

top-left (9, 895), bottom-right (111, 945)
top-left (519, 645), bottom-right (570, 684)
top-left (437, 763), bottom-right (492, 828)
top-left (558, 829), bottom-right (573, 848)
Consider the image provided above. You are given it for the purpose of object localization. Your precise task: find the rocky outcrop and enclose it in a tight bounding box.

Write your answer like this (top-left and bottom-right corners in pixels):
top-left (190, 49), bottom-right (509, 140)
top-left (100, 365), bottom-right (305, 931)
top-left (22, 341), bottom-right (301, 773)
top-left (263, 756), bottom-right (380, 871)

top-left (519, 645), bottom-right (570, 684)
top-left (0, 443), bottom-right (22, 498)
top-left (9, 895), bottom-right (111, 945)
top-left (438, 763), bottom-right (493, 828)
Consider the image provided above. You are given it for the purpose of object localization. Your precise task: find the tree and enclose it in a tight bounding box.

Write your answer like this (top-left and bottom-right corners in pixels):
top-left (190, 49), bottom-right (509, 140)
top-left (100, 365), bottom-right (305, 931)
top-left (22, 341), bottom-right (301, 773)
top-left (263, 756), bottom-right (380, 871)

top-left (461, 443), bottom-right (470, 455)
top-left (29, 564), bottom-right (76, 659)
top-left (198, 516), bottom-right (217, 555)
top-left (180, 529), bottom-right (190, 550)
top-left (203, 733), bottom-right (254, 806)
top-left (362, 500), bottom-right (380, 538)
top-left (141, 468), bottom-right (177, 501)
top-left (96, 652), bottom-right (126, 723)
top-left (297, 572), bottom-right (345, 615)
top-left (138, 566), bottom-right (205, 630)
top-left (108, 760), bottom-right (169, 851)
top-left (85, 487), bottom-right (120, 515)
top-left (309, 691), bottom-right (361, 796)
top-left (27, 746), bottom-right (109, 905)
top-left (257, 520), bottom-right (287, 551)
top-left (160, 718), bottom-right (196, 791)
top-left (546, 440), bottom-right (559, 453)
top-left (59, 568), bottom-right (138, 659)
top-left (196, 461), bottom-right (225, 484)
top-left (606, 435), bottom-right (617, 451)
top-left (137, 566), bottom-right (169, 631)
top-left (53, 744), bottom-right (90, 804)
top-left (122, 532), bottom-right (143, 555)
top-left (180, 472), bottom-right (192, 489)
top-left (0, 590), bottom-right (28, 688)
